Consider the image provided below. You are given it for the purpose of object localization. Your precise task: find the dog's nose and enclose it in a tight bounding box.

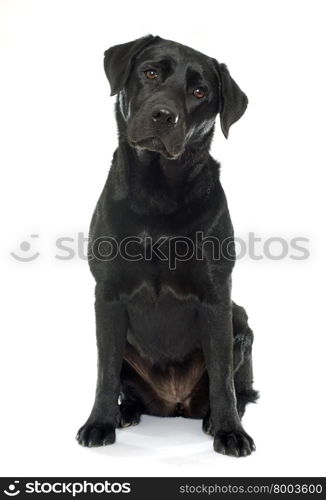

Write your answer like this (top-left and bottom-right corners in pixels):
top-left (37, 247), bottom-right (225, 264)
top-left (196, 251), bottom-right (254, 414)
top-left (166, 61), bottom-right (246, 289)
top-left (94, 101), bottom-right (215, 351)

top-left (151, 108), bottom-right (178, 126)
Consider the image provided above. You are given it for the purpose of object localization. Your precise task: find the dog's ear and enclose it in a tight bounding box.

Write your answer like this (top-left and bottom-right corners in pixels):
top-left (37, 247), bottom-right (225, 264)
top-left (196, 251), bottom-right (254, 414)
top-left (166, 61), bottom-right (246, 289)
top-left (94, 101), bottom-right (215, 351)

top-left (213, 60), bottom-right (248, 138)
top-left (104, 35), bottom-right (159, 96)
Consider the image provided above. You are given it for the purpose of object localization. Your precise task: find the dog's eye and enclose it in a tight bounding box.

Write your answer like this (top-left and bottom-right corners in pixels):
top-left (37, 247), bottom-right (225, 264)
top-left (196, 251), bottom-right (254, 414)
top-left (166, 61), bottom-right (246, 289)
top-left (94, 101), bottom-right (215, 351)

top-left (144, 69), bottom-right (158, 80)
top-left (193, 88), bottom-right (206, 99)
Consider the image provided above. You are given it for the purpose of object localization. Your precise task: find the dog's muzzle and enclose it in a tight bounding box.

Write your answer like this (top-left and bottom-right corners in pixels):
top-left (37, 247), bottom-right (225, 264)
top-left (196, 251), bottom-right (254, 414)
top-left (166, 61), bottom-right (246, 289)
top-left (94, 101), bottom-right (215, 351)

top-left (128, 105), bottom-right (185, 159)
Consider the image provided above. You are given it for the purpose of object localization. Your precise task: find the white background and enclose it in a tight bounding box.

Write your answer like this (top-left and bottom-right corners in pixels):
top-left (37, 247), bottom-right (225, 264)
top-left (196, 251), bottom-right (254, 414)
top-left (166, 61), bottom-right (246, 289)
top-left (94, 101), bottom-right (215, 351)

top-left (1, 0), bottom-right (326, 477)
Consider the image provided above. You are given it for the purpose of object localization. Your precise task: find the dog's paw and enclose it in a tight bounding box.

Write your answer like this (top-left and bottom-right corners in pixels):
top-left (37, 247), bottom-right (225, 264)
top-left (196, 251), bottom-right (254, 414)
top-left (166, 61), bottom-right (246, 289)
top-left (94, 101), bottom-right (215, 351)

top-left (202, 412), bottom-right (214, 436)
top-left (118, 401), bottom-right (142, 428)
top-left (213, 429), bottom-right (256, 457)
top-left (76, 422), bottom-right (116, 447)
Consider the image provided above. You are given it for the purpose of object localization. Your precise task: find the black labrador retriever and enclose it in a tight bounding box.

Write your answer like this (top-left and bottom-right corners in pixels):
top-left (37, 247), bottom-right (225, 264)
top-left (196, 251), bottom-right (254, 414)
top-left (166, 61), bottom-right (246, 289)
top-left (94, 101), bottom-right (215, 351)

top-left (76, 35), bottom-right (258, 457)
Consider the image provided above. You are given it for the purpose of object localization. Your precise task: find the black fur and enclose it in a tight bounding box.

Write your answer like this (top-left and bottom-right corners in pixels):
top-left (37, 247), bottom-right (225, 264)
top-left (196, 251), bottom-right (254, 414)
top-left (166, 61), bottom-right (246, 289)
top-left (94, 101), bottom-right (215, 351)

top-left (76, 36), bottom-right (258, 457)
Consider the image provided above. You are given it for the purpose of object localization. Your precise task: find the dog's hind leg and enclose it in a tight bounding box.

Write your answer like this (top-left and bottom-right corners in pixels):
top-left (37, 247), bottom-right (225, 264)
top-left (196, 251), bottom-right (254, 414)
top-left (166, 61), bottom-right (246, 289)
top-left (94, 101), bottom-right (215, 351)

top-left (119, 355), bottom-right (176, 427)
top-left (118, 360), bottom-right (146, 428)
top-left (119, 399), bottom-right (143, 428)
top-left (232, 302), bottom-right (259, 419)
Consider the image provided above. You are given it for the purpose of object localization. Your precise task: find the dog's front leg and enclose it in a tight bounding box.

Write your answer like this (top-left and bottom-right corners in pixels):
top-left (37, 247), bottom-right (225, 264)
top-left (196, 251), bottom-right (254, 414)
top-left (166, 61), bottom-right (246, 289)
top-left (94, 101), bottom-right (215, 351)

top-left (199, 299), bottom-right (255, 457)
top-left (76, 282), bottom-right (128, 447)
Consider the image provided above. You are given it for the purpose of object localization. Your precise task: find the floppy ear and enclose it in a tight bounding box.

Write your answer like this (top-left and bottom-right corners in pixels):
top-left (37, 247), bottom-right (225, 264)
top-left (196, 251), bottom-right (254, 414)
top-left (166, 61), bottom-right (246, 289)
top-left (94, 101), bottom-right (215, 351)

top-left (214, 61), bottom-right (248, 138)
top-left (104, 35), bottom-right (159, 96)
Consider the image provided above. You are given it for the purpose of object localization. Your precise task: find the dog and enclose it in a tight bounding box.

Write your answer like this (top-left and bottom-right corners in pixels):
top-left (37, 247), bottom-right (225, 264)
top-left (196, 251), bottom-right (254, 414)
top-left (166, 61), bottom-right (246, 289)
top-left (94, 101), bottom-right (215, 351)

top-left (76, 35), bottom-right (258, 457)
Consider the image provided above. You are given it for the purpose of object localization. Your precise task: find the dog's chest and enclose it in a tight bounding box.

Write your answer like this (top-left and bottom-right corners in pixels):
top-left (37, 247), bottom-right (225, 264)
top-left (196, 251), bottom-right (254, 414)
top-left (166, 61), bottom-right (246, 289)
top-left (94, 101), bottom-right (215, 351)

top-left (126, 280), bottom-right (201, 362)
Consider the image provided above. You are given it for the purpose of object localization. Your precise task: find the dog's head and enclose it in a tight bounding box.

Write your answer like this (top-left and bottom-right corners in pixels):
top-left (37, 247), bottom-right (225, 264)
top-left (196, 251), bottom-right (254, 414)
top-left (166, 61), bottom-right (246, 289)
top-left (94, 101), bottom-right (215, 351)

top-left (104, 35), bottom-right (248, 160)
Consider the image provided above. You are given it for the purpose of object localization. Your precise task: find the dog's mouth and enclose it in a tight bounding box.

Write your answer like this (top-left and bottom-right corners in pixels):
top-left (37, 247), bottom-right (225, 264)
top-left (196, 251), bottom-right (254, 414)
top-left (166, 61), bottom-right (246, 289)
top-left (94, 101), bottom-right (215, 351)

top-left (128, 137), bottom-right (183, 160)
